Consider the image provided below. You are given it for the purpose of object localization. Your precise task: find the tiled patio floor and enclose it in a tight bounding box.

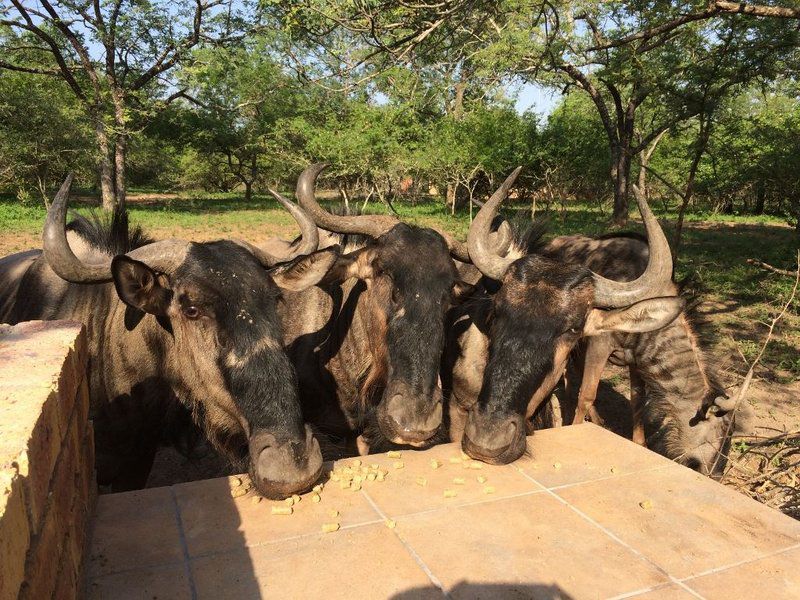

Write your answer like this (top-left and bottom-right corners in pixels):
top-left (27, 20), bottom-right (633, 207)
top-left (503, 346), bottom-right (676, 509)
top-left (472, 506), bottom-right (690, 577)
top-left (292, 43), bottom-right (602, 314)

top-left (85, 423), bottom-right (800, 599)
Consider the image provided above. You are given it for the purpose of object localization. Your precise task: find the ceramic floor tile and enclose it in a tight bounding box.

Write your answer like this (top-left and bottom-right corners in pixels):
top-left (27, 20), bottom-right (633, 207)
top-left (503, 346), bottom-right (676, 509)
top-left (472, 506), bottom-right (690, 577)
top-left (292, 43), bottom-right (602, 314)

top-left (85, 563), bottom-right (192, 600)
top-left (515, 423), bottom-right (675, 489)
top-left (352, 443), bottom-right (543, 518)
top-left (556, 466), bottom-right (800, 580)
top-left (87, 487), bottom-right (184, 578)
top-left (395, 492), bottom-right (669, 599)
top-left (190, 523), bottom-right (442, 600)
top-left (174, 468), bottom-right (382, 557)
top-left (622, 583), bottom-right (700, 600)
top-left (683, 546), bottom-right (800, 600)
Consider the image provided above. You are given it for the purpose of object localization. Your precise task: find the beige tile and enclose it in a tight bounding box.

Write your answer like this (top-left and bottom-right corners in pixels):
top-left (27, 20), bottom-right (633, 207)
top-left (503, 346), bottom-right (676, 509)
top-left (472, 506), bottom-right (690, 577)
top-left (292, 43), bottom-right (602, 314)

top-left (684, 546), bottom-right (800, 599)
top-left (191, 523), bottom-right (441, 600)
top-left (395, 492), bottom-right (669, 599)
top-left (85, 564), bottom-right (192, 600)
top-left (557, 467), bottom-right (800, 580)
top-left (355, 443), bottom-right (542, 518)
top-left (174, 468), bottom-right (382, 557)
top-left (87, 487), bottom-right (184, 577)
top-left (625, 583), bottom-right (699, 599)
top-left (515, 423), bottom-right (674, 489)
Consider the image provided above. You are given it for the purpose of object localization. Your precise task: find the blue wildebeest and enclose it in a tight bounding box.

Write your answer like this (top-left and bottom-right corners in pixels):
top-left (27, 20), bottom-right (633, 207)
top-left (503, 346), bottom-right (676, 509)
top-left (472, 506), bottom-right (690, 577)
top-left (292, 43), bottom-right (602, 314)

top-left (0, 176), bottom-right (340, 498)
top-left (445, 169), bottom-right (747, 476)
top-left (276, 164), bottom-right (475, 455)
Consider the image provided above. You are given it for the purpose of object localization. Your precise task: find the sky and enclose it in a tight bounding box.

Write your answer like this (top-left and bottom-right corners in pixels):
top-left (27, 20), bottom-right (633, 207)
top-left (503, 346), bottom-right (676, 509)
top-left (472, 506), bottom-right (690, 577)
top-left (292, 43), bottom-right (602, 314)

top-left (514, 82), bottom-right (561, 117)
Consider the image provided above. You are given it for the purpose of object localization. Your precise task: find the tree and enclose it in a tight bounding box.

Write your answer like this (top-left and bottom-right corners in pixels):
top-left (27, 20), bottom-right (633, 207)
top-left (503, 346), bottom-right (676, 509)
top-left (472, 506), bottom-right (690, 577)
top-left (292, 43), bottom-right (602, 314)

top-left (0, 0), bottom-right (258, 209)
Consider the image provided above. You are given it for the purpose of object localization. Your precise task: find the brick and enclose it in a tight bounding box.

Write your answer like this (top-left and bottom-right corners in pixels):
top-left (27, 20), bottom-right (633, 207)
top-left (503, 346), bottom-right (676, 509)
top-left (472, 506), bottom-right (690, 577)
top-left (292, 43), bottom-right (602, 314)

top-left (0, 471), bottom-right (30, 600)
top-left (51, 551), bottom-right (78, 600)
top-left (0, 384), bottom-right (62, 535)
top-left (0, 321), bottom-right (87, 536)
top-left (20, 498), bottom-right (66, 600)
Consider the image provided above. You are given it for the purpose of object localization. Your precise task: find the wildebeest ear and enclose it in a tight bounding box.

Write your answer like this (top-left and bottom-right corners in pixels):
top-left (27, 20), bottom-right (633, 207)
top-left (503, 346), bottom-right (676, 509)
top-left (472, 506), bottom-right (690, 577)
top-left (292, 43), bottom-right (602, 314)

top-left (452, 281), bottom-right (475, 303)
top-left (321, 247), bottom-right (376, 284)
top-left (270, 246), bottom-right (340, 292)
top-left (583, 296), bottom-right (685, 336)
top-left (111, 256), bottom-right (173, 316)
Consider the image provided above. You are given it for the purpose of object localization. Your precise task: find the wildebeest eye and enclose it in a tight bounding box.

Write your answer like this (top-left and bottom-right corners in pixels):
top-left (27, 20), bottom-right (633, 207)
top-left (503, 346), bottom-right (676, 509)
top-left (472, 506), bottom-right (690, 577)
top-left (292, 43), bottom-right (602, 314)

top-left (183, 305), bottom-right (201, 319)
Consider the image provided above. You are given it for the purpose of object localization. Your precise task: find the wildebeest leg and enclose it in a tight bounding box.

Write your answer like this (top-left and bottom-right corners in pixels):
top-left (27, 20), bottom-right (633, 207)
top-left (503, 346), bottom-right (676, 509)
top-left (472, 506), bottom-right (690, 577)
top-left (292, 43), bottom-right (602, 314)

top-left (448, 400), bottom-right (469, 444)
top-left (572, 335), bottom-right (614, 426)
top-left (562, 342), bottom-right (586, 425)
top-left (630, 367), bottom-right (646, 446)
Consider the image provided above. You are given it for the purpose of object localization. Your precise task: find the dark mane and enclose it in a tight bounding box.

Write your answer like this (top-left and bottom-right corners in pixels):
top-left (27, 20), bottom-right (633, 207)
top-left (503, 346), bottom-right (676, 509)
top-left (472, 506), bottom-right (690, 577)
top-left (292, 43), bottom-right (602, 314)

top-left (506, 215), bottom-right (549, 254)
top-left (66, 208), bottom-right (152, 254)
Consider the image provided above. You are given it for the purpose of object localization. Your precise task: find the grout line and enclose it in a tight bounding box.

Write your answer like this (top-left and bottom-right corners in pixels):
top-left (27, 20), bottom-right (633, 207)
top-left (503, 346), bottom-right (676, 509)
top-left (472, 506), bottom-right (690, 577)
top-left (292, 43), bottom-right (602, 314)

top-left (677, 541), bottom-right (800, 583)
top-left (361, 488), bottom-right (449, 598)
top-left (170, 486), bottom-right (198, 600)
top-left (516, 469), bottom-right (708, 600)
top-left (541, 463), bottom-right (676, 493)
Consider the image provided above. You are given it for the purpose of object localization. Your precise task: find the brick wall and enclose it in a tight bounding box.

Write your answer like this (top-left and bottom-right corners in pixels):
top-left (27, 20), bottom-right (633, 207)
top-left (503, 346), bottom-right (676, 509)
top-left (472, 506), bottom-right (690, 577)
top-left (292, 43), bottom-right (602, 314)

top-left (0, 321), bottom-right (97, 600)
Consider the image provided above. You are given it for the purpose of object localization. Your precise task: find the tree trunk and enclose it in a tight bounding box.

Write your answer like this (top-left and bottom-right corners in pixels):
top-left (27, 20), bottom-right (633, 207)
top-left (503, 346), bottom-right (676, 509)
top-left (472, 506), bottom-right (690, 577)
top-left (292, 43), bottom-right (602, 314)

top-left (112, 90), bottom-right (127, 212)
top-left (611, 146), bottom-right (630, 226)
top-left (244, 181), bottom-right (252, 203)
top-left (754, 181), bottom-right (766, 215)
top-left (674, 118), bottom-right (711, 257)
top-left (447, 182), bottom-right (457, 215)
top-left (94, 116), bottom-right (116, 211)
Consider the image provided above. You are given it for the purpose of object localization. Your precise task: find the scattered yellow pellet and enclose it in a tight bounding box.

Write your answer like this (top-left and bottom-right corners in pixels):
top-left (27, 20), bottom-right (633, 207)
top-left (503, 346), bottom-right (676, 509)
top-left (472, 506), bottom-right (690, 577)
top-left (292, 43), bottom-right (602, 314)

top-left (311, 493), bottom-right (321, 503)
top-left (443, 489), bottom-right (457, 498)
top-left (477, 476), bottom-right (487, 484)
top-left (229, 476), bottom-right (243, 489)
top-left (453, 477), bottom-right (466, 485)
top-left (366, 473), bottom-right (376, 482)
top-left (353, 475), bottom-right (363, 484)
top-left (610, 466), bottom-right (618, 474)
top-left (639, 499), bottom-right (654, 510)
top-left (321, 522), bottom-right (340, 533)
top-left (271, 505), bottom-right (293, 515)
top-left (467, 461), bottom-right (483, 470)
top-left (285, 497), bottom-right (295, 506)
top-left (393, 461), bottom-right (405, 470)
top-left (416, 477), bottom-right (427, 487)
top-left (292, 494), bottom-right (301, 504)
top-left (251, 496), bottom-right (262, 505)
top-left (553, 462), bottom-right (562, 471)
top-left (371, 463), bottom-right (380, 470)
top-left (330, 473), bottom-right (340, 482)
top-left (351, 459), bottom-right (362, 467)
top-left (328, 509), bottom-right (339, 518)
top-left (385, 519), bottom-right (397, 529)
top-left (430, 459), bottom-right (442, 469)
top-left (231, 487), bottom-right (248, 498)
top-left (313, 484), bottom-right (323, 493)
top-left (449, 457), bottom-right (462, 464)
top-left (351, 482), bottom-right (362, 492)
top-left (387, 450), bottom-right (402, 458)
top-left (376, 471), bottom-right (386, 482)
top-left (483, 486), bottom-right (496, 495)
top-left (340, 480), bottom-right (351, 490)
top-left (360, 466), bottom-right (370, 474)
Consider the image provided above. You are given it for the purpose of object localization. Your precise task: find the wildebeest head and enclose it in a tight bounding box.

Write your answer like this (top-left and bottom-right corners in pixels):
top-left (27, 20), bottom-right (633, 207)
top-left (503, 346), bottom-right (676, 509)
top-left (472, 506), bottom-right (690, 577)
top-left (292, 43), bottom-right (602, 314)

top-left (296, 164), bottom-right (473, 446)
top-left (463, 169), bottom-right (684, 464)
top-left (44, 175), bottom-right (339, 498)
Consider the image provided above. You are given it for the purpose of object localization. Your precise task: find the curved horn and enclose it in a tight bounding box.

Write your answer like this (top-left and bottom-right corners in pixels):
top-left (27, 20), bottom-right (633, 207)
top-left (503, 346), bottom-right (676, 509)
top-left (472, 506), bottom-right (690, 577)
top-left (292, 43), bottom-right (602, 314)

top-left (296, 164), bottom-right (398, 238)
top-left (467, 167), bottom-right (523, 280)
top-left (43, 174), bottom-right (188, 283)
top-left (267, 188), bottom-right (319, 259)
top-left (713, 395), bottom-right (738, 412)
top-left (592, 184), bottom-right (673, 308)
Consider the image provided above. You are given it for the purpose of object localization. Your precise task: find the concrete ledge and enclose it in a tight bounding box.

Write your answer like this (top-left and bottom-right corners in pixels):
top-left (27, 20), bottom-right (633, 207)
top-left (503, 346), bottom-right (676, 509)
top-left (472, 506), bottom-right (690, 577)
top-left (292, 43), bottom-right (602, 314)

top-left (0, 321), bottom-right (97, 600)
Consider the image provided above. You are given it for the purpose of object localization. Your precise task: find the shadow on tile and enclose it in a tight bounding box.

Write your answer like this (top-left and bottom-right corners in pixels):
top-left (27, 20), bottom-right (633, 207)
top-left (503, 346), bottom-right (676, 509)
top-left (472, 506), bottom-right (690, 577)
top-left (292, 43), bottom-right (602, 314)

top-left (392, 581), bottom-right (575, 600)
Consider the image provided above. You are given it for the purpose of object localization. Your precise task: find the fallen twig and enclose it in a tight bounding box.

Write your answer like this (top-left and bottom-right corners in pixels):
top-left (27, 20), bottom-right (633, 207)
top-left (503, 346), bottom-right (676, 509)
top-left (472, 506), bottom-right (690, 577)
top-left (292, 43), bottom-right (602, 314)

top-left (747, 258), bottom-right (796, 277)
